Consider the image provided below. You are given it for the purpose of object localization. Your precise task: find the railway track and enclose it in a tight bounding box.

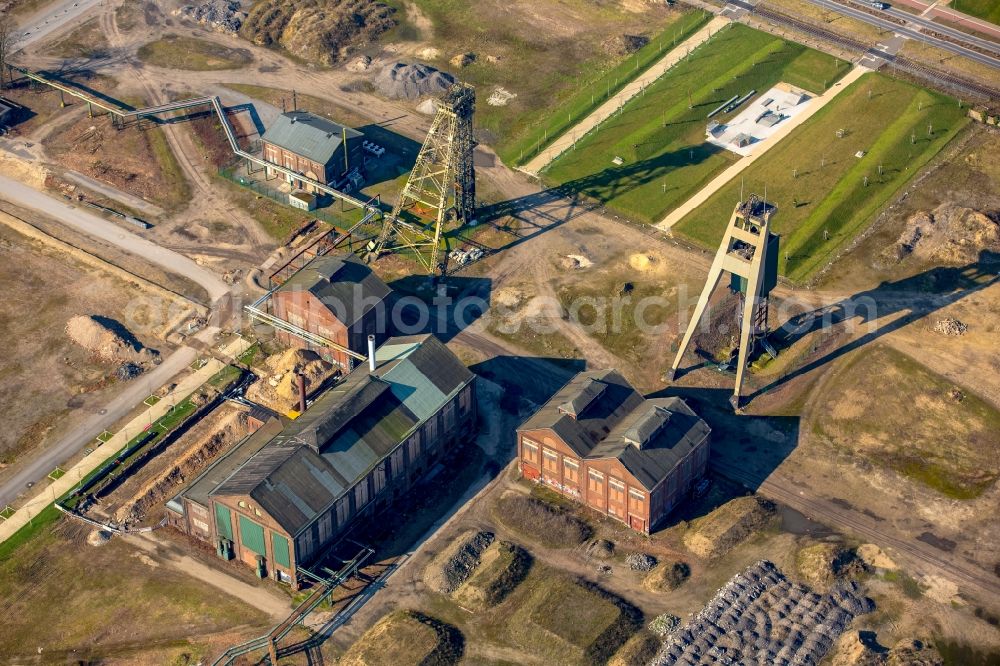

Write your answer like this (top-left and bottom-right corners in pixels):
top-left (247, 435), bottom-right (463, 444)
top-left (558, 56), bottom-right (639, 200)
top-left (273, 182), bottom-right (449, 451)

top-left (734, 0), bottom-right (1000, 101)
top-left (714, 460), bottom-right (1000, 598)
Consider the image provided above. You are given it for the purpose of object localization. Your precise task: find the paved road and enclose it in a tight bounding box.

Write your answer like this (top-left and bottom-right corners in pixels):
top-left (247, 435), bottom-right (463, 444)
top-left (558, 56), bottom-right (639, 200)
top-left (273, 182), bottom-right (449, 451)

top-left (12, 0), bottom-right (104, 52)
top-left (0, 174), bottom-right (229, 303)
top-left (0, 347), bottom-right (196, 508)
top-left (793, 0), bottom-right (1000, 69)
top-left (0, 174), bottom-right (231, 508)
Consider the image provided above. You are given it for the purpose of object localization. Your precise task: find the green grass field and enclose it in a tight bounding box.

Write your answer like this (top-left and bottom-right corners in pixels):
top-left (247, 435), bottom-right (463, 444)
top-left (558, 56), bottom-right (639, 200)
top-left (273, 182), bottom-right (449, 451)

top-left (672, 73), bottom-right (969, 282)
top-left (505, 11), bottom-right (712, 165)
top-left (950, 0), bottom-right (1000, 25)
top-left (138, 35), bottom-right (253, 71)
top-left (543, 24), bottom-right (849, 225)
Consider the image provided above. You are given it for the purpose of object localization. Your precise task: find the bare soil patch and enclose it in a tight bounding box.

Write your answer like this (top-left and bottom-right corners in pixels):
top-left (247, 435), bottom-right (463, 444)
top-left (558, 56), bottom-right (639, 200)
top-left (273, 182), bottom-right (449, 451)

top-left (245, 348), bottom-right (337, 413)
top-left (339, 609), bottom-right (464, 666)
top-left (0, 223), bottom-right (175, 467)
top-left (43, 111), bottom-right (190, 210)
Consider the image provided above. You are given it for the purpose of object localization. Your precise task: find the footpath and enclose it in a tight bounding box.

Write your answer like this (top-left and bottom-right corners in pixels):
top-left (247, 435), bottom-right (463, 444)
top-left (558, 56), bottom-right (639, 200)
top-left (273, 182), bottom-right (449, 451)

top-left (0, 336), bottom-right (251, 544)
top-left (656, 66), bottom-right (867, 231)
top-left (522, 15), bottom-right (731, 174)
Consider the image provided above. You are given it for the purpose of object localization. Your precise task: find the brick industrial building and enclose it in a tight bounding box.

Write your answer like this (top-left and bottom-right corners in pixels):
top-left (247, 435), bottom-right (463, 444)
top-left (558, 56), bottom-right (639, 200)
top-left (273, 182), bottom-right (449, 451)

top-left (261, 111), bottom-right (365, 192)
top-left (517, 370), bottom-right (710, 534)
top-left (166, 334), bottom-right (476, 586)
top-left (270, 254), bottom-right (394, 369)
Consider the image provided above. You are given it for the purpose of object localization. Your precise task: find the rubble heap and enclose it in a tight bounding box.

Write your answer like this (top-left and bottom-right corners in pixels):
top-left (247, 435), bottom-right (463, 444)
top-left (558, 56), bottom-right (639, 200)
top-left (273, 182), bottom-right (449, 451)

top-left (933, 318), bottom-right (968, 336)
top-left (651, 560), bottom-right (874, 666)
top-left (177, 0), bottom-right (247, 33)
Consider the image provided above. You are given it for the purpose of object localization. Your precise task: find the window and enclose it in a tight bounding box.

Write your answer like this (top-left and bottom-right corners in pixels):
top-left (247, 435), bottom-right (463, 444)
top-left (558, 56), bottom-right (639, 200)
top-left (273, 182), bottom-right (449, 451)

top-left (608, 477), bottom-right (625, 504)
top-left (542, 448), bottom-right (559, 473)
top-left (628, 489), bottom-right (645, 513)
top-left (563, 458), bottom-right (580, 484)
top-left (407, 434), bottom-right (421, 462)
top-left (424, 415), bottom-right (438, 446)
top-left (373, 463), bottom-right (387, 495)
top-left (588, 469), bottom-right (604, 494)
top-left (335, 497), bottom-right (350, 526)
top-left (390, 447), bottom-right (405, 478)
top-left (443, 401), bottom-right (456, 431)
top-left (459, 385), bottom-right (472, 414)
top-left (318, 511), bottom-right (331, 544)
top-left (522, 439), bottom-right (539, 465)
top-left (355, 480), bottom-right (369, 509)
top-left (238, 501), bottom-right (246, 508)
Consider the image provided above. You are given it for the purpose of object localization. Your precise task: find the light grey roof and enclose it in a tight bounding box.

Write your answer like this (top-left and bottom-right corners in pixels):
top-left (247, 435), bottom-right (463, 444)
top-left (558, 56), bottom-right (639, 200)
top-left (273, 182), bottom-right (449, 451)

top-left (558, 377), bottom-right (607, 419)
top-left (518, 370), bottom-right (711, 490)
top-left (276, 253), bottom-right (392, 328)
top-left (261, 111), bottom-right (363, 167)
top-left (210, 334), bottom-right (474, 535)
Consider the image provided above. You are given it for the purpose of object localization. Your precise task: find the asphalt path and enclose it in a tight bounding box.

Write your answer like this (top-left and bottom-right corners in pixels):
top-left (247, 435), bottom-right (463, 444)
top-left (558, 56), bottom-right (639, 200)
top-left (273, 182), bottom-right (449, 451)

top-left (12, 0), bottom-right (104, 52)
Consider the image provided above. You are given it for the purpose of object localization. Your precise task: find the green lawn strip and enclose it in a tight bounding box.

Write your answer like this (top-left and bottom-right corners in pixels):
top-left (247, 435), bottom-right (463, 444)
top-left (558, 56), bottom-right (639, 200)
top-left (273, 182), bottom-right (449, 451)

top-left (545, 24), bottom-right (847, 224)
top-left (672, 73), bottom-right (968, 283)
top-left (143, 395), bottom-right (161, 407)
top-left (950, 0), bottom-right (1000, 25)
top-left (145, 124), bottom-right (192, 209)
top-left (97, 430), bottom-right (114, 443)
top-left (236, 341), bottom-right (260, 367)
top-left (48, 468), bottom-right (66, 481)
top-left (503, 10), bottom-right (712, 166)
top-left (0, 505), bottom-right (61, 561)
top-left (0, 506), bottom-right (15, 519)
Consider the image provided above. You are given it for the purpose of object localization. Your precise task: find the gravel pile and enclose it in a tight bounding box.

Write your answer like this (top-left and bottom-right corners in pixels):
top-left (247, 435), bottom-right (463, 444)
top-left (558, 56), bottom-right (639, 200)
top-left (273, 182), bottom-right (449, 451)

top-left (649, 613), bottom-right (681, 637)
top-left (375, 62), bottom-right (455, 100)
top-left (651, 560), bottom-right (874, 666)
top-left (626, 552), bottom-right (657, 571)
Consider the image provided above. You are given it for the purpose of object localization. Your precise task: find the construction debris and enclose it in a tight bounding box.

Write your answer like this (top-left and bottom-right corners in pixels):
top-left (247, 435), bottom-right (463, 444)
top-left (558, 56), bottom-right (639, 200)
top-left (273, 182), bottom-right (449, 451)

top-left (487, 87), bottom-right (517, 107)
top-left (375, 62), bottom-right (455, 100)
top-left (245, 348), bottom-right (336, 413)
top-left (177, 0), bottom-right (247, 33)
top-left (651, 560), bottom-right (875, 666)
top-left (884, 204), bottom-right (1000, 265)
top-left (933, 318), bottom-right (967, 336)
top-left (430, 530), bottom-right (495, 594)
top-left (625, 552), bottom-right (657, 572)
top-left (648, 613), bottom-right (681, 638)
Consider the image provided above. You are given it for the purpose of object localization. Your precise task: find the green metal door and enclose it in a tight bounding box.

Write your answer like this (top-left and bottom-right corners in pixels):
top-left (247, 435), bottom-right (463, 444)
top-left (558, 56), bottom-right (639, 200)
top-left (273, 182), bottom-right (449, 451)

top-left (239, 515), bottom-right (266, 557)
top-left (215, 504), bottom-right (233, 541)
top-left (271, 533), bottom-right (291, 568)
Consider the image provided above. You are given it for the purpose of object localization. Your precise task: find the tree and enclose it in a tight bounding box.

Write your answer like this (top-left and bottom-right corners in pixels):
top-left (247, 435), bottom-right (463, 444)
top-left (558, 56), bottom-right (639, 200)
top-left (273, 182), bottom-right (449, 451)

top-left (0, 15), bottom-right (15, 91)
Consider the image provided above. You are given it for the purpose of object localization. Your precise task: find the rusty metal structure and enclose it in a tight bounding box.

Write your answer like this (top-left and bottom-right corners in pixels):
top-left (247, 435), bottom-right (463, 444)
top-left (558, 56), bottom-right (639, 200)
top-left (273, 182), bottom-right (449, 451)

top-left (667, 194), bottom-right (779, 410)
top-left (368, 83), bottom-right (476, 273)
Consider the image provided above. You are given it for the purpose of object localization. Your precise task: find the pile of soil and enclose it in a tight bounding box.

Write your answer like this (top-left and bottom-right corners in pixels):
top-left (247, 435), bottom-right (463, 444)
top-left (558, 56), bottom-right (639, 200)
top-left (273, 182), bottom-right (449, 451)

top-left (883, 204), bottom-right (999, 266)
top-left (602, 34), bottom-right (649, 56)
top-left (245, 348), bottom-right (336, 412)
top-left (856, 543), bottom-right (897, 570)
top-left (933, 318), bottom-right (967, 336)
top-left (240, 0), bottom-right (395, 65)
top-left (587, 538), bottom-right (615, 560)
top-left (65, 315), bottom-right (159, 365)
top-left (683, 496), bottom-right (776, 559)
top-left (796, 544), bottom-right (869, 592)
top-left (452, 540), bottom-right (532, 610)
top-left (375, 62), bottom-right (455, 100)
top-left (643, 561), bottom-right (690, 592)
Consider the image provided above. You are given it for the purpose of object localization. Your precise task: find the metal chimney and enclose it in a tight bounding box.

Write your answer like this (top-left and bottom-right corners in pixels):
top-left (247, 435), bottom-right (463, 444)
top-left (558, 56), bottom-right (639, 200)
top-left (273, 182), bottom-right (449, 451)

top-left (297, 373), bottom-right (307, 413)
top-left (368, 334), bottom-right (376, 372)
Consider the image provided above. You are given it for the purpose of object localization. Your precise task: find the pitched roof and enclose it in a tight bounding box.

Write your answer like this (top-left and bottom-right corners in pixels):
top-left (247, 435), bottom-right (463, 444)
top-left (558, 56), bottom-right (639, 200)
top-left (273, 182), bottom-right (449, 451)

top-left (518, 370), bottom-right (710, 490)
top-left (210, 334), bottom-right (474, 535)
top-left (261, 111), bottom-right (363, 167)
top-left (276, 253), bottom-right (392, 327)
